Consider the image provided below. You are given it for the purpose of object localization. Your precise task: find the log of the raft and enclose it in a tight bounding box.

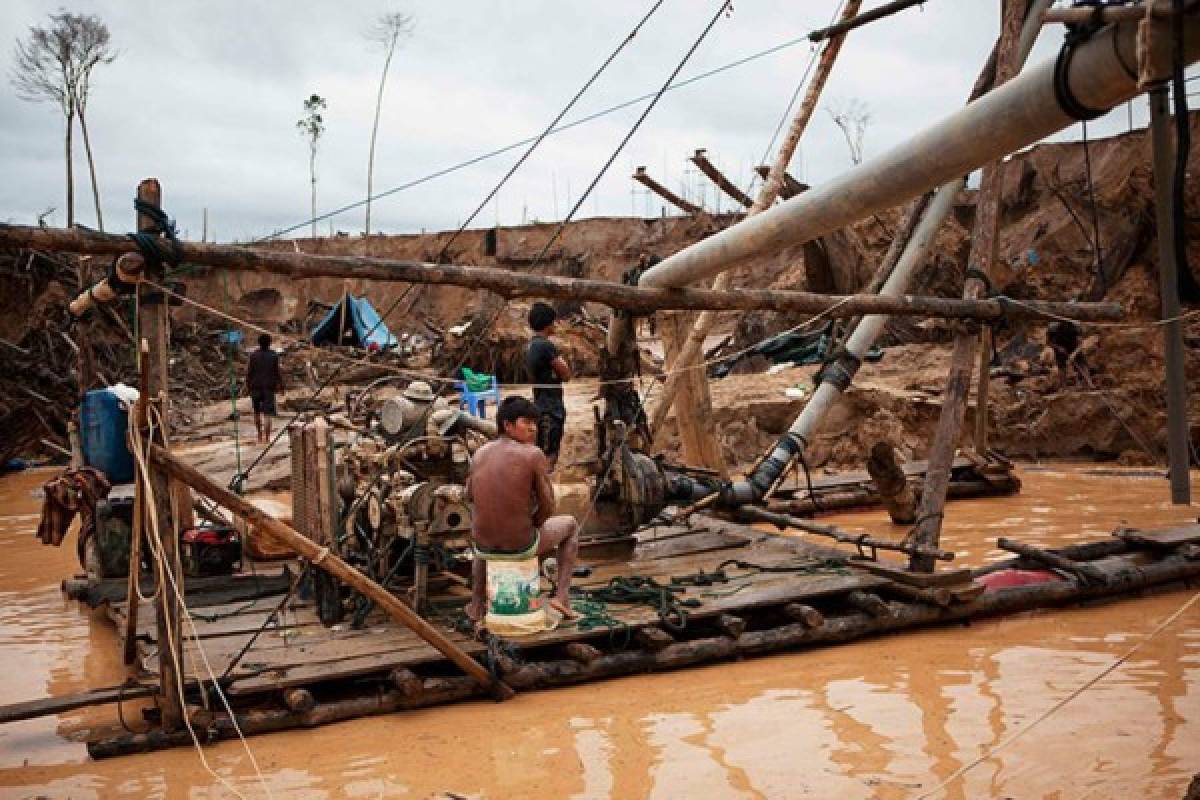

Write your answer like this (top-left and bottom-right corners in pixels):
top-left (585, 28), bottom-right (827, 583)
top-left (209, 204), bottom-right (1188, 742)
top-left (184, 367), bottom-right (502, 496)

top-left (996, 537), bottom-right (1109, 585)
top-left (766, 476), bottom-right (1020, 516)
top-left (146, 443), bottom-right (514, 700)
top-left (389, 668), bottom-right (423, 697)
top-left (635, 626), bottom-right (676, 652)
top-left (564, 642), bottom-right (603, 664)
top-left (783, 603), bottom-right (825, 628)
top-left (85, 551), bottom-right (1200, 758)
top-left (973, 538), bottom-right (1131, 575)
top-left (282, 688), bottom-right (315, 713)
top-left (878, 581), bottom-right (954, 608)
top-left (88, 676), bottom-right (481, 759)
top-left (845, 591), bottom-right (894, 618)
top-left (716, 614), bottom-right (747, 638)
top-left (0, 223), bottom-right (1127, 321)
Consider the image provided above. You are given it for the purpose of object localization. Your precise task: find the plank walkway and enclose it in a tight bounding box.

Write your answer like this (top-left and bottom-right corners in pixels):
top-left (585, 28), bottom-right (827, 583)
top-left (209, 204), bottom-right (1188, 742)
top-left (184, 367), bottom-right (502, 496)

top-left (104, 517), bottom-right (894, 697)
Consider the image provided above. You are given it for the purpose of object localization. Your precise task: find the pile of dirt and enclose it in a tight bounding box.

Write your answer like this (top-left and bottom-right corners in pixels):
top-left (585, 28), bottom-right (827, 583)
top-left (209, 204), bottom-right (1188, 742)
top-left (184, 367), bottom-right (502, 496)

top-left (434, 300), bottom-right (609, 385)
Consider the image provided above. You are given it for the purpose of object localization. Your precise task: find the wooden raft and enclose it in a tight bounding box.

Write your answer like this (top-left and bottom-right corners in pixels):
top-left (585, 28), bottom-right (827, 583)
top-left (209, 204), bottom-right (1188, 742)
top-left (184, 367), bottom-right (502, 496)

top-left (105, 518), bottom-right (889, 697)
top-left (767, 453), bottom-right (1019, 514)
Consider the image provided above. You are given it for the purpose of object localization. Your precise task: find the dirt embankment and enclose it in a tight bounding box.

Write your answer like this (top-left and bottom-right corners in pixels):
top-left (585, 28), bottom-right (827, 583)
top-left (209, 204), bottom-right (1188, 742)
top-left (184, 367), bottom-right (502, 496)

top-left (2, 119), bottom-right (1198, 471)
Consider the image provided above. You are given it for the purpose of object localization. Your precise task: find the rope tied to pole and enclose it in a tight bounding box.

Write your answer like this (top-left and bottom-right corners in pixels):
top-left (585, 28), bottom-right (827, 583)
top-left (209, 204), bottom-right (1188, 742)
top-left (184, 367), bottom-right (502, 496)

top-left (129, 197), bottom-right (184, 268)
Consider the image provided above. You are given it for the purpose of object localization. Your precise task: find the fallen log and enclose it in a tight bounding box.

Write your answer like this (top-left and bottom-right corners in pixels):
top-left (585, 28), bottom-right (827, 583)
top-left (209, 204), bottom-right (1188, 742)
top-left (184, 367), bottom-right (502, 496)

top-left (997, 537), bottom-right (1110, 585)
top-left (0, 223), bottom-right (1126, 322)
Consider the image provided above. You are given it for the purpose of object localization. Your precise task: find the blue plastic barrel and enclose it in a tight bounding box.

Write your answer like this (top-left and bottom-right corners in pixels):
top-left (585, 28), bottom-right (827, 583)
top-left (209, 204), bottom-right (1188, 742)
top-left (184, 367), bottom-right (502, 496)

top-left (80, 389), bottom-right (134, 483)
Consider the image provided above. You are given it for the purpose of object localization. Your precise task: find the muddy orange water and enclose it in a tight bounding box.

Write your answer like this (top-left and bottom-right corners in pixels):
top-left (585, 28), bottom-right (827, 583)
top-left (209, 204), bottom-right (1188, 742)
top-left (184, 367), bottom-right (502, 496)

top-left (1, 465), bottom-right (1198, 799)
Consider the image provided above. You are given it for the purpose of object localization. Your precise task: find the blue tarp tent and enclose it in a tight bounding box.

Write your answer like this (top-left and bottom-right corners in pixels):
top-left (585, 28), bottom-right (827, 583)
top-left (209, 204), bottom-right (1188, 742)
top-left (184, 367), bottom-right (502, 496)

top-left (310, 293), bottom-right (398, 350)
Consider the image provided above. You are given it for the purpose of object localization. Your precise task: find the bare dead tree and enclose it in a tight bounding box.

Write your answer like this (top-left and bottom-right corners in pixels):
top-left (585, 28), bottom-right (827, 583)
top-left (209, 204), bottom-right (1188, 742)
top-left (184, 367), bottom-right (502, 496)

top-left (12, 13), bottom-right (81, 226)
top-left (69, 14), bottom-right (116, 232)
top-left (826, 97), bottom-right (871, 165)
top-left (363, 11), bottom-right (414, 236)
top-left (297, 94), bottom-right (327, 239)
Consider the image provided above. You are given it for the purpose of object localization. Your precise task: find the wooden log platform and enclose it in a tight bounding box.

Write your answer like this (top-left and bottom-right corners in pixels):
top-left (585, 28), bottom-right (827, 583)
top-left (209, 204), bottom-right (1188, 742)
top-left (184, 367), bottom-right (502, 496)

top-left (30, 514), bottom-right (1200, 759)
top-left (112, 518), bottom-right (892, 697)
top-left (766, 453), bottom-right (1020, 515)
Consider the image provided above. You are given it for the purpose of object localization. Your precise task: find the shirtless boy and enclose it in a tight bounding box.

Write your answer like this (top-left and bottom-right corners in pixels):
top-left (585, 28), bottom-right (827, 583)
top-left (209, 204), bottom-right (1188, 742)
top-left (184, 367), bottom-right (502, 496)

top-left (465, 396), bottom-right (580, 628)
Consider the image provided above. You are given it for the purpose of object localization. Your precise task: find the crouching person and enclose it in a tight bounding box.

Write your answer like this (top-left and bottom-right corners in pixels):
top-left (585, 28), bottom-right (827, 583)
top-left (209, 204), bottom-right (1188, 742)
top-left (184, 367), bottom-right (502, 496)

top-left (465, 396), bottom-right (579, 633)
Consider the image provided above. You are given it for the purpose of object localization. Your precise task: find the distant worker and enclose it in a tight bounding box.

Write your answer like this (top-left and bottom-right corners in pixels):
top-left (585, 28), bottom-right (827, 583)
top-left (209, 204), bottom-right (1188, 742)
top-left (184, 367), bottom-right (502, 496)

top-left (245, 333), bottom-right (285, 444)
top-left (1045, 320), bottom-right (1083, 390)
top-left (465, 396), bottom-right (580, 630)
top-left (526, 302), bottom-right (571, 471)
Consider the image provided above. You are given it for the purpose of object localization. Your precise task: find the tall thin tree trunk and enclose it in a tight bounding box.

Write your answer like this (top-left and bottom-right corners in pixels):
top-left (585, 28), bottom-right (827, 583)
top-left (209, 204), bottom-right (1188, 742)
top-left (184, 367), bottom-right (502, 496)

top-left (77, 106), bottom-right (104, 231)
top-left (365, 36), bottom-right (398, 237)
top-left (65, 108), bottom-right (75, 227)
top-left (310, 146), bottom-right (318, 240)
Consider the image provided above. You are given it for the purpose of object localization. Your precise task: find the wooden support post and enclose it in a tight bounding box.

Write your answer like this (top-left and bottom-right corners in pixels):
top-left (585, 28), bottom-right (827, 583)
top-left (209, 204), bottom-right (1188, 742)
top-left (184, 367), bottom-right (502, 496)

top-left (135, 179), bottom-right (185, 732)
top-left (658, 311), bottom-right (727, 476)
top-left (865, 441), bottom-right (917, 525)
top-left (974, 326), bottom-right (992, 453)
top-left (146, 442), bottom-right (515, 700)
top-left (1149, 86), bottom-right (1193, 504)
top-left (908, 0), bottom-right (1028, 573)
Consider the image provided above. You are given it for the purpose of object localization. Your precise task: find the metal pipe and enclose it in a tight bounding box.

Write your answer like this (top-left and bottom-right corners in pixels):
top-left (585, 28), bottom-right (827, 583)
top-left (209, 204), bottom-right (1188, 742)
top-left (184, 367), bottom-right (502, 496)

top-left (641, 16), bottom-right (1200, 290)
top-left (720, 0), bottom-right (1054, 507)
top-left (1148, 86), bottom-right (1192, 503)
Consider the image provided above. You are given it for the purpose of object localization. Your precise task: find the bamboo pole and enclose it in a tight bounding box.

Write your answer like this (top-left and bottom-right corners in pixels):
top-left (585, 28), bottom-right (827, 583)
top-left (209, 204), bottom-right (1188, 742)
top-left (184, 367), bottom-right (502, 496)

top-left (909, 0), bottom-right (1028, 572)
top-left (146, 442), bottom-right (515, 700)
top-left (4, 223), bottom-right (1124, 322)
top-left (648, 0), bottom-right (864, 440)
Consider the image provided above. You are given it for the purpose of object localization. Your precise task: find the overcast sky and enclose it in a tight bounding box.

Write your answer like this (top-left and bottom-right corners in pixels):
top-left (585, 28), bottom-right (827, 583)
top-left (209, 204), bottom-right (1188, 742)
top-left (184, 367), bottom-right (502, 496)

top-left (0, 1), bottom-right (1178, 243)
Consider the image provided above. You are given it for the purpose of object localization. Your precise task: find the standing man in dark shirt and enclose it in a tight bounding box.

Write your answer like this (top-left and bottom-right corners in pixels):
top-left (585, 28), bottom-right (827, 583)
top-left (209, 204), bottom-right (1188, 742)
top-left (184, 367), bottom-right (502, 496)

top-left (526, 302), bottom-right (571, 471)
top-left (245, 333), bottom-right (285, 444)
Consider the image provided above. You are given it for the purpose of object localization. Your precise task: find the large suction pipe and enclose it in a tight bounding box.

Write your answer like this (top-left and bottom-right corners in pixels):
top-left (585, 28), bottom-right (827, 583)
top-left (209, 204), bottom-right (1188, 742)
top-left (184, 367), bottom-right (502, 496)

top-left (640, 16), bottom-right (1199, 291)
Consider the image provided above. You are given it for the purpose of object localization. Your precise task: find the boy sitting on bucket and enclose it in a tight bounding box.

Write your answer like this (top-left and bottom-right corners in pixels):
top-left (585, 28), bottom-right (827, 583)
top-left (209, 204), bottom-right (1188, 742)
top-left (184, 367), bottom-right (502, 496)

top-left (465, 396), bottom-right (580, 632)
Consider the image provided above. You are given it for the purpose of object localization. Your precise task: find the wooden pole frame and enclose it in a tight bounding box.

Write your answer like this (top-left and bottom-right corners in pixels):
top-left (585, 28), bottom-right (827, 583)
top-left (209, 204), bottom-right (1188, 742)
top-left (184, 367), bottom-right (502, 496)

top-left (908, 0), bottom-right (1029, 572)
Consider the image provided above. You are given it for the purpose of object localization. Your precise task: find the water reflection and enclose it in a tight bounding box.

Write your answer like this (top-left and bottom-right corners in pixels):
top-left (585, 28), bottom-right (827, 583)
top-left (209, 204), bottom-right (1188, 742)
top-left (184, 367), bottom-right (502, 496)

top-left (0, 465), bottom-right (1196, 798)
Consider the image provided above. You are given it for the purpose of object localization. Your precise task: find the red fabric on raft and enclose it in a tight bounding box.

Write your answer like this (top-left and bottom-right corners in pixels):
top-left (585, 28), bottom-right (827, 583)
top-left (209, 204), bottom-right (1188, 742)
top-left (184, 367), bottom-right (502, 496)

top-left (978, 569), bottom-right (1065, 590)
